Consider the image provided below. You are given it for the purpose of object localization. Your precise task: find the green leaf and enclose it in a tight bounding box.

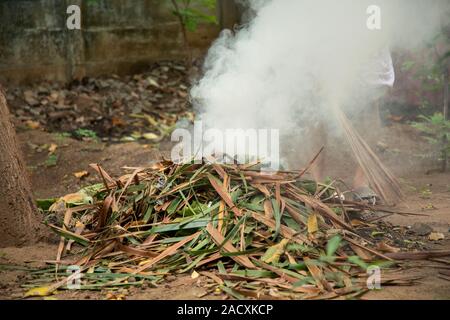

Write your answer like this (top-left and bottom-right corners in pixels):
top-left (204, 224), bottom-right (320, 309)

top-left (36, 198), bottom-right (58, 211)
top-left (143, 205), bottom-right (154, 223)
top-left (74, 128), bottom-right (98, 139)
top-left (166, 197), bottom-right (182, 215)
top-left (348, 256), bottom-right (369, 270)
top-left (326, 235), bottom-right (342, 257)
top-left (45, 154), bottom-right (58, 167)
top-left (232, 269), bottom-right (274, 278)
top-left (48, 225), bottom-right (90, 247)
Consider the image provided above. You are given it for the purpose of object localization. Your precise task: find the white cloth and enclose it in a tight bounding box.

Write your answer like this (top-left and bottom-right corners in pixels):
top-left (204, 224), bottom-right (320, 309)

top-left (361, 47), bottom-right (395, 88)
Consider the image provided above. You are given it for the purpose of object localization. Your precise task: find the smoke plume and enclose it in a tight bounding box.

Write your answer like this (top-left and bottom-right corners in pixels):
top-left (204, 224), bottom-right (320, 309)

top-left (190, 0), bottom-right (449, 170)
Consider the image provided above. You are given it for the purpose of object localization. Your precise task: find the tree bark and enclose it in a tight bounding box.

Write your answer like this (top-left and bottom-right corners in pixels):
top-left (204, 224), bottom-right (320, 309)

top-left (0, 90), bottom-right (40, 247)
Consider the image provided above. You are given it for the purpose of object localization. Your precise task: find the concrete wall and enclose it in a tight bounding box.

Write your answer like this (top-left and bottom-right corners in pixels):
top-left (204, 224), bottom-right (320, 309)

top-left (0, 0), bottom-right (220, 84)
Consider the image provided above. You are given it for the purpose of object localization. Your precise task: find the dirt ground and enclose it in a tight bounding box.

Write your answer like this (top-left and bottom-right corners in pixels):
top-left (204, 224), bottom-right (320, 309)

top-left (0, 123), bottom-right (449, 300)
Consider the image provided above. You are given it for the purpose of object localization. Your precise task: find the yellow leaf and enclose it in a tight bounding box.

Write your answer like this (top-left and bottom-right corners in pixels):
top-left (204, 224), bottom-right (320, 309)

top-left (75, 221), bottom-right (85, 228)
top-left (191, 270), bottom-right (200, 279)
top-left (308, 213), bottom-right (318, 233)
top-left (62, 193), bottom-right (84, 203)
top-left (184, 112), bottom-right (195, 122)
top-left (146, 77), bottom-right (160, 89)
top-left (429, 232), bottom-right (445, 241)
top-left (73, 170), bottom-right (89, 179)
top-left (350, 219), bottom-right (368, 227)
top-left (261, 239), bottom-right (290, 264)
top-left (106, 292), bottom-right (126, 300)
top-left (24, 286), bottom-right (54, 298)
top-left (48, 143), bottom-right (58, 154)
top-left (142, 133), bottom-right (159, 141)
top-left (61, 191), bottom-right (93, 205)
top-left (138, 259), bottom-right (152, 266)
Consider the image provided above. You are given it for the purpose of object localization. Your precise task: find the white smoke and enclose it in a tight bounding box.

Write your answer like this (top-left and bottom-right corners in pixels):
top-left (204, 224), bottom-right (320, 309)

top-left (190, 0), bottom-right (449, 169)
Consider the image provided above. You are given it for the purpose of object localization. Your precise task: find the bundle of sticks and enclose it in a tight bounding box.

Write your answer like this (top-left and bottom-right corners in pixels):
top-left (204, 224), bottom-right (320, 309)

top-left (333, 104), bottom-right (404, 204)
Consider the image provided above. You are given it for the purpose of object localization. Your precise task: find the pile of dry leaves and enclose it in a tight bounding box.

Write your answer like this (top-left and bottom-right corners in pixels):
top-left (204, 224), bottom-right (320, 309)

top-left (24, 159), bottom-right (450, 300)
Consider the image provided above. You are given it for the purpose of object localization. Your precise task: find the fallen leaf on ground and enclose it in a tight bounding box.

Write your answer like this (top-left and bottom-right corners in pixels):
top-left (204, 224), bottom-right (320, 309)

top-left (74, 170), bottom-right (89, 179)
top-left (60, 191), bottom-right (93, 206)
top-left (48, 143), bottom-right (58, 154)
top-left (261, 239), bottom-right (290, 264)
top-left (307, 213), bottom-right (319, 233)
top-left (106, 292), bottom-right (126, 300)
top-left (142, 132), bottom-right (159, 140)
top-left (376, 241), bottom-right (400, 253)
top-left (25, 120), bottom-right (40, 130)
top-left (24, 286), bottom-right (54, 298)
top-left (429, 232), bottom-right (445, 241)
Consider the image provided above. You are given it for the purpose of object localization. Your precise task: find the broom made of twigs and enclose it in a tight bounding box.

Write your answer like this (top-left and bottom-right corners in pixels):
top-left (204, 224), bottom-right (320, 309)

top-left (333, 104), bottom-right (404, 204)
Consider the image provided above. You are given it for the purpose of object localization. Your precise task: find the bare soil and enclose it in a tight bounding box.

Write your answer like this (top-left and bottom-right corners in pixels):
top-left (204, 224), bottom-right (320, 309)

top-left (0, 123), bottom-right (449, 300)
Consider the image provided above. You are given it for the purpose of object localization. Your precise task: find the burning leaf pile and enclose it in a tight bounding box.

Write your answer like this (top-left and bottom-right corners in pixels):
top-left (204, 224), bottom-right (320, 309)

top-left (32, 160), bottom-right (426, 299)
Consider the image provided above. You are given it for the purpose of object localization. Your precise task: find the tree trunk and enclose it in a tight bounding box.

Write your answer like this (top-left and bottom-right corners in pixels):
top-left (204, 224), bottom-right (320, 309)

top-left (0, 90), bottom-right (41, 247)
